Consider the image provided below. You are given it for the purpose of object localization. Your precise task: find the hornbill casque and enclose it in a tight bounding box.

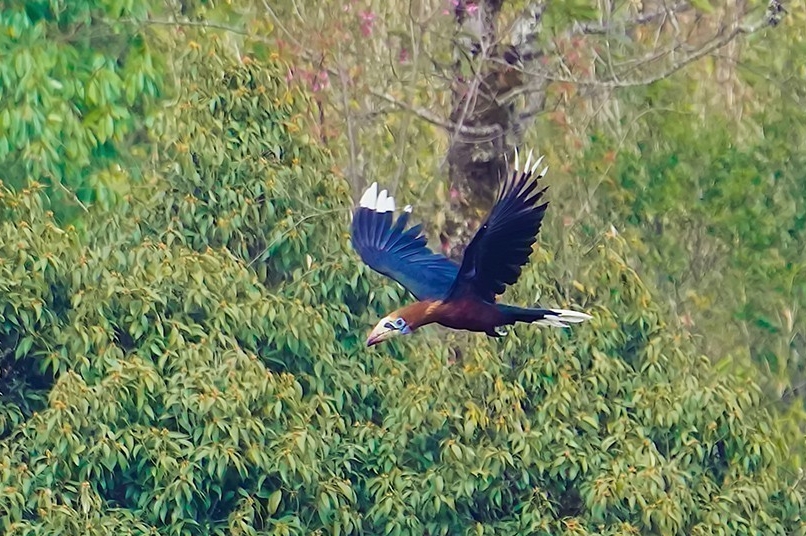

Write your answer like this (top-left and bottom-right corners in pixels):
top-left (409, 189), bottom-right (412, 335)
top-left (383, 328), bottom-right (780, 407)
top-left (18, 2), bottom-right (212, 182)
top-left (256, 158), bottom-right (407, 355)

top-left (351, 149), bottom-right (592, 347)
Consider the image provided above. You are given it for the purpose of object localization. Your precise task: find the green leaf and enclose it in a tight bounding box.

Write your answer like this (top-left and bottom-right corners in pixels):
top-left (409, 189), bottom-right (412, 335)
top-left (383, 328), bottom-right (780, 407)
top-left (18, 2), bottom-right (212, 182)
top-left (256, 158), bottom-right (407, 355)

top-left (268, 490), bottom-right (282, 515)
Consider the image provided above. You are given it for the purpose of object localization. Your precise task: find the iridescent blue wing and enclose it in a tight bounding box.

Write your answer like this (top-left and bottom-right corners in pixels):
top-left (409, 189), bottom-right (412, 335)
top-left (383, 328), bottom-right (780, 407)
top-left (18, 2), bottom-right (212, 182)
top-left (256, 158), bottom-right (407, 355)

top-left (351, 183), bottom-right (459, 301)
top-left (449, 149), bottom-right (550, 302)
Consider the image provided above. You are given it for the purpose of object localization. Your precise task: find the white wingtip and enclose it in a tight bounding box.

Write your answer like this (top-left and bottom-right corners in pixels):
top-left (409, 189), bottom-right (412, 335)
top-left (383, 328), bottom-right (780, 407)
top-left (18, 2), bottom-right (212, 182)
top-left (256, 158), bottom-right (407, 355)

top-left (380, 193), bottom-right (395, 213)
top-left (359, 182), bottom-right (396, 213)
top-left (536, 309), bottom-right (592, 328)
top-left (403, 204), bottom-right (412, 213)
top-left (530, 155), bottom-right (545, 175)
top-left (377, 189), bottom-right (388, 212)
top-left (510, 147), bottom-right (550, 178)
top-left (359, 182), bottom-right (378, 209)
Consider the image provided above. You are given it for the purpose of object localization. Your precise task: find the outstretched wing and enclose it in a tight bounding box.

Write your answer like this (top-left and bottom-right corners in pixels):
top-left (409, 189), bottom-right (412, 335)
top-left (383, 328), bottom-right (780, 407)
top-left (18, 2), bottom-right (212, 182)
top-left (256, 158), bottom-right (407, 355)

top-left (351, 183), bottom-right (459, 301)
top-left (449, 149), bottom-right (550, 302)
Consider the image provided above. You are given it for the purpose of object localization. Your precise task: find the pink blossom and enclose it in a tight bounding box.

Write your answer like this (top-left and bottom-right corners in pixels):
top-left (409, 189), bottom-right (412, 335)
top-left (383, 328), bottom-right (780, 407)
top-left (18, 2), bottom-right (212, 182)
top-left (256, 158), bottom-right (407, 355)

top-left (311, 70), bottom-right (329, 92)
top-left (440, 234), bottom-right (451, 256)
top-left (398, 47), bottom-right (410, 63)
top-left (443, 0), bottom-right (479, 16)
top-left (359, 11), bottom-right (376, 37)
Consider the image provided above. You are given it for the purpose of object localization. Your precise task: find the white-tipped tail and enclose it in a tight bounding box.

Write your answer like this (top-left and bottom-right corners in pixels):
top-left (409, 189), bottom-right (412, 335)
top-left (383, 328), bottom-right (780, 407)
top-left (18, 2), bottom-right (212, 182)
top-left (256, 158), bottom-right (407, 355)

top-left (535, 309), bottom-right (593, 328)
top-left (359, 182), bottom-right (396, 213)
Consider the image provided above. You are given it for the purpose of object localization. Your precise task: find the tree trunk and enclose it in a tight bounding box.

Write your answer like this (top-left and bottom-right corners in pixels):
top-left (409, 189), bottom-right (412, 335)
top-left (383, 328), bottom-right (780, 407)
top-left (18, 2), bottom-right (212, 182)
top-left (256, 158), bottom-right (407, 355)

top-left (443, 0), bottom-right (547, 259)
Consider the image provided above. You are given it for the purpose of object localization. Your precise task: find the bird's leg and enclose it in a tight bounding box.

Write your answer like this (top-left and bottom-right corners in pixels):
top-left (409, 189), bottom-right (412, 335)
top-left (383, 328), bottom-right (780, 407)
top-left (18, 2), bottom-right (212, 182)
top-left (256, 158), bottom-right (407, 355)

top-left (489, 326), bottom-right (509, 337)
top-left (447, 345), bottom-right (463, 366)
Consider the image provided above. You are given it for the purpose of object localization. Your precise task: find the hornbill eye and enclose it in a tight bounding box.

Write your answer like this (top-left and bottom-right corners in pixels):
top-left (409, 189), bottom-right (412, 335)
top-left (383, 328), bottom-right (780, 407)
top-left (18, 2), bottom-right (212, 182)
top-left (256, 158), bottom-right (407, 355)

top-left (384, 318), bottom-right (406, 330)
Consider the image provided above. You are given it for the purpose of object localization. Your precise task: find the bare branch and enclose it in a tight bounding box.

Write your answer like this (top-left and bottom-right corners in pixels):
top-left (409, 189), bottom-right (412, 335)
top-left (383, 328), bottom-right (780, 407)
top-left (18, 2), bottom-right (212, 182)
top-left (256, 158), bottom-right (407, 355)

top-left (369, 89), bottom-right (502, 137)
top-left (57, 181), bottom-right (90, 213)
top-left (335, 59), bottom-right (360, 192)
top-left (572, 2), bottom-right (692, 35)
top-left (541, 20), bottom-right (768, 89)
top-left (132, 17), bottom-right (252, 36)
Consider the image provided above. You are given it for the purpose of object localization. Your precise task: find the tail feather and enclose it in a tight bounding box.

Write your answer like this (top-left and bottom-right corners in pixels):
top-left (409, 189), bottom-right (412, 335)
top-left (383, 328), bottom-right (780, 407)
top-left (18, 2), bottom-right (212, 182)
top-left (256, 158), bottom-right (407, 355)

top-left (498, 304), bottom-right (592, 328)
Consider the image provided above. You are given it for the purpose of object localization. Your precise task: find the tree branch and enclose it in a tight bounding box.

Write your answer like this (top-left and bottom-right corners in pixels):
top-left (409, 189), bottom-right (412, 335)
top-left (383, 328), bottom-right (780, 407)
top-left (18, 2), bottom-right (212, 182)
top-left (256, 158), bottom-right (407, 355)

top-left (571, 2), bottom-right (692, 35)
top-left (541, 20), bottom-right (768, 89)
top-left (369, 89), bottom-right (502, 137)
top-left (131, 17), bottom-right (252, 36)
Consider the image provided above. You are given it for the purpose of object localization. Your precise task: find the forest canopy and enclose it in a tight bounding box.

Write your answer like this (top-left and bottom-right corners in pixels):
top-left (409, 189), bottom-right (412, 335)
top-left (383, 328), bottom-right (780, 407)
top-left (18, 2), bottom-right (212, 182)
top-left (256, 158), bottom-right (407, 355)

top-left (1, 0), bottom-right (804, 535)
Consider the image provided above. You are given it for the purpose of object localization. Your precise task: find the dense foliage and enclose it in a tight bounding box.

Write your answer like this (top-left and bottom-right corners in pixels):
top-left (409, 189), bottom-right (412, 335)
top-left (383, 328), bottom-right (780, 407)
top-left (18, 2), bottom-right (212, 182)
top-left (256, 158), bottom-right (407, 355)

top-left (0, 0), bottom-right (161, 219)
top-left (1, 1), bottom-right (804, 535)
top-left (577, 102), bottom-right (806, 396)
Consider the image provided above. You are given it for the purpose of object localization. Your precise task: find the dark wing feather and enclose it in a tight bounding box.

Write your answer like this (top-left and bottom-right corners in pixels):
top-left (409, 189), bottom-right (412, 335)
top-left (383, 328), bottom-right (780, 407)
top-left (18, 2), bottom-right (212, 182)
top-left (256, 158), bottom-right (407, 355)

top-left (351, 183), bottom-right (459, 300)
top-left (448, 149), bottom-right (550, 302)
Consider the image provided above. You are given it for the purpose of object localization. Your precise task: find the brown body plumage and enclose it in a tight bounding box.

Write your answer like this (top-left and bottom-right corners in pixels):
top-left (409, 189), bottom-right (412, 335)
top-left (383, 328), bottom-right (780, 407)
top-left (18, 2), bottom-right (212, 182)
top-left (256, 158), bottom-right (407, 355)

top-left (394, 299), bottom-right (507, 335)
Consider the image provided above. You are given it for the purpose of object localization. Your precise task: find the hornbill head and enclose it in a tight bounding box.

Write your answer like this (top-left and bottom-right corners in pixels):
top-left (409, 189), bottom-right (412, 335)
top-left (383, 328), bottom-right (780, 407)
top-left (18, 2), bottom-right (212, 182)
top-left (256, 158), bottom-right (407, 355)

top-left (366, 314), bottom-right (411, 346)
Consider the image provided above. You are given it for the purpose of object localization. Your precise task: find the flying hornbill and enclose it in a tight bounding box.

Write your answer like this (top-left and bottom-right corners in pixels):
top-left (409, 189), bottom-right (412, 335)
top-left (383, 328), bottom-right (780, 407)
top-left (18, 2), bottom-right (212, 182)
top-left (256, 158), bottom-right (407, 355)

top-left (351, 149), bottom-right (591, 347)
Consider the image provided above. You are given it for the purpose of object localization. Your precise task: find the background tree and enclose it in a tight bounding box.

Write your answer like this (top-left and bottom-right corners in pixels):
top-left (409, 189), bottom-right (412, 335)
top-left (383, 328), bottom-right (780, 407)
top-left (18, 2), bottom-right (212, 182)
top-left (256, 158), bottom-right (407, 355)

top-left (1, 1), bottom-right (805, 534)
top-left (167, 0), bottom-right (805, 406)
